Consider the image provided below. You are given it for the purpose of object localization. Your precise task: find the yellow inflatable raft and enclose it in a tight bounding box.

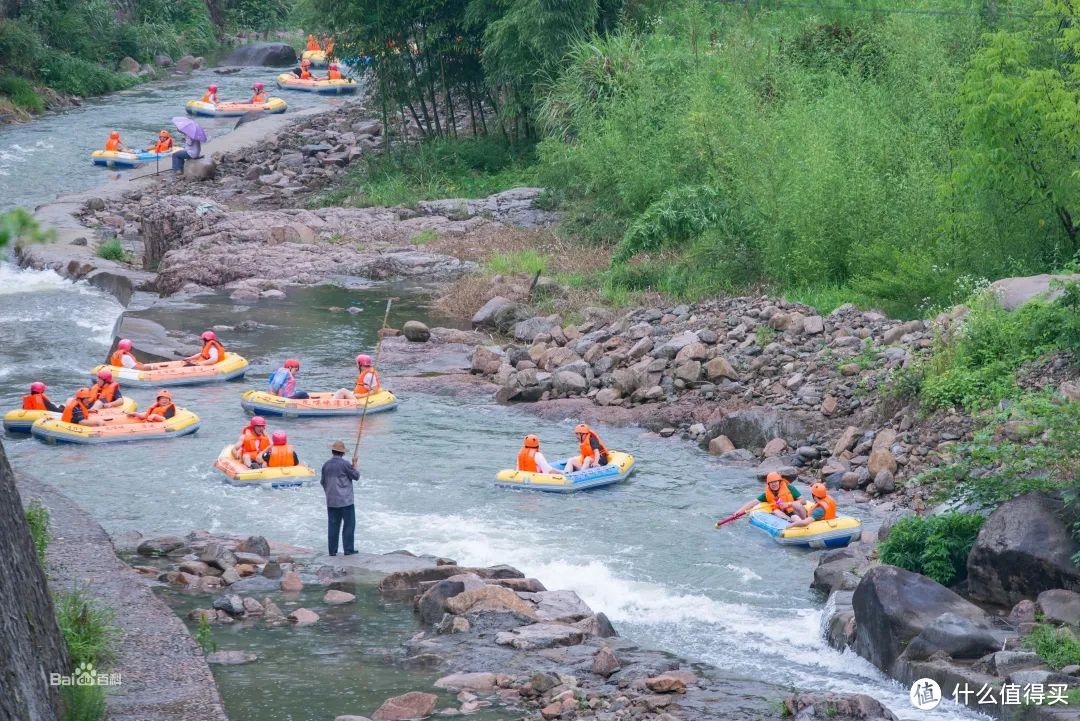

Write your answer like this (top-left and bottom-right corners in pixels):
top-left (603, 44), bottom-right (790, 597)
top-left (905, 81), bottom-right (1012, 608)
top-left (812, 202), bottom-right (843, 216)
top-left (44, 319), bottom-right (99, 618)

top-left (275, 73), bottom-right (357, 95)
top-left (3, 398), bottom-right (136, 434)
top-left (185, 98), bottom-right (288, 117)
top-left (496, 451), bottom-right (635, 493)
top-left (31, 408), bottom-right (200, 444)
top-left (92, 352), bottom-right (249, 387)
top-left (213, 445), bottom-right (316, 489)
top-left (240, 389), bottom-right (398, 417)
top-left (302, 49), bottom-right (328, 67)
top-left (748, 503), bottom-right (862, 549)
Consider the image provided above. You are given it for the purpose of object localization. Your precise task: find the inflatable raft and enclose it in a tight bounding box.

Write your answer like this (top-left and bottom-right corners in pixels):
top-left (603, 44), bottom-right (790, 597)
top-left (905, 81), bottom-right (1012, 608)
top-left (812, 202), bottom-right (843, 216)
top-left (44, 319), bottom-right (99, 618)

top-left (185, 98), bottom-right (288, 117)
top-left (91, 353), bottom-right (249, 388)
top-left (301, 49), bottom-right (328, 67)
top-left (213, 445), bottom-right (316, 490)
top-left (91, 148), bottom-right (177, 169)
top-left (31, 408), bottom-right (200, 445)
top-left (275, 74), bottom-right (357, 95)
top-left (747, 503), bottom-right (862, 549)
top-left (3, 398), bottom-right (136, 434)
top-left (240, 389), bottom-right (398, 417)
top-left (495, 451), bottom-right (635, 493)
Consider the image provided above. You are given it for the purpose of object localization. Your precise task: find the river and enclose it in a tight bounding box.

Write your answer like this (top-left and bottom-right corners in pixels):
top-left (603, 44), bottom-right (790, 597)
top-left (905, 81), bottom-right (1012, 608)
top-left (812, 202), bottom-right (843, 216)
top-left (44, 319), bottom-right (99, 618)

top-left (0, 73), bottom-right (978, 721)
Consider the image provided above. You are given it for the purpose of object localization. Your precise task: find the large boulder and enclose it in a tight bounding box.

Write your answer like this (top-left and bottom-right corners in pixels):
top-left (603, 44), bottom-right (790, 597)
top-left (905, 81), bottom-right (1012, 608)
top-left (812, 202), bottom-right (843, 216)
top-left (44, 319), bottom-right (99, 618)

top-left (401, 320), bottom-right (431, 342)
top-left (988, 273), bottom-right (1080, 311)
top-left (901, 612), bottom-right (1001, 661)
top-left (1036, 589), bottom-right (1080, 626)
top-left (222, 42), bottom-right (298, 67)
top-left (445, 585), bottom-right (537, 619)
top-left (852, 565), bottom-right (989, 673)
top-left (966, 493), bottom-right (1080, 606)
top-left (785, 693), bottom-right (898, 721)
top-left (513, 315), bottom-right (562, 343)
top-left (471, 296), bottom-right (526, 332)
top-left (372, 692), bottom-right (437, 721)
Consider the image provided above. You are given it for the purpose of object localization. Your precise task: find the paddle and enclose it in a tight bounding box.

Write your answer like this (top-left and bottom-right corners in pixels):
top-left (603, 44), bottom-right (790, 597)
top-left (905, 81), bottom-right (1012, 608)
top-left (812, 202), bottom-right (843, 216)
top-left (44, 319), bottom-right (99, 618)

top-left (714, 510), bottom-right (748, 528)
top-left (350, 297), bottom-right (396, 465)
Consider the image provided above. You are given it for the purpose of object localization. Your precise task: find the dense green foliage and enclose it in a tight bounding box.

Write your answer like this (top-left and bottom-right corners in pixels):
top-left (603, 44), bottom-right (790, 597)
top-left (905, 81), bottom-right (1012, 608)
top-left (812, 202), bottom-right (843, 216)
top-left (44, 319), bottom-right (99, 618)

top-left (879, 513), bottom-right (986, 586)
top-left (56, 587), bottom-right (118, 669)
top-left (1025, 624), bottom-right (1080, 670)
top-left (0, 207), bottom-right (54, 246)
top-left (24, 499), bottom-right (50, 565)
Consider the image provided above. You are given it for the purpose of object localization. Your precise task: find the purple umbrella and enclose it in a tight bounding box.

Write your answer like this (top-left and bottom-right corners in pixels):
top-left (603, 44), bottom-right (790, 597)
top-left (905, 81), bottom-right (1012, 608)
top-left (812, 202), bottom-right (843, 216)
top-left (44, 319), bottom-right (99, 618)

top-left (171, 116), bottom-right (207, 142)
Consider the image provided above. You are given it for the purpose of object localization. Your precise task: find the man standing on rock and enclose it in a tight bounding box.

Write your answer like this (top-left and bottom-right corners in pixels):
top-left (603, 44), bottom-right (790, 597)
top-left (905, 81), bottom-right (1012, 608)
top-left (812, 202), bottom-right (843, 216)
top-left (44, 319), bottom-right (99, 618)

top-left (321, 441), bottom-right (360, 556)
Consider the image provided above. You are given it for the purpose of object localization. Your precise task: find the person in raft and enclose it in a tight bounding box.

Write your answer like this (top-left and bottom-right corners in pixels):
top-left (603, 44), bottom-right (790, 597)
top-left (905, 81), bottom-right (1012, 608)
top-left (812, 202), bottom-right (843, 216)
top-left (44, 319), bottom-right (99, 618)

top-left (185, 331), bottom-right (226, 366)
top-left (104, 131), bottom-right (127, 153)
top-left (736, 472), bottom-right (809, 521)
top-left (201, 84), bottom-right (219, 105)
top-left (22, 382), bottom-right (61, 412)
top-left (261, 431), bottom-right (300, 467)
top-left (268, 358), bottom-right (309, 399)
top-left (87, 369), bottom-right (124, 410)
top-left (290, 58), bottom-right (314, 80)
top-left (306, 34), bottom-right (321, 51)
top-left (249, 82), bottom-right (267, 104)
top-left (785, 483), bottom-right (838, 528)
top-left (332, 354), bottom-right (378, 400)
top-left (231, 415), bottom-right (270, 468)
top-left (517, 434), bottom-right (556, 474)
top-left (326, 62), bottom-right (343, 80)
top-left (61, 388), bottom-right (105, 426)
top-left (145, 130), bottom-right (173, 153)
top-left (565, 423), bottom-right (609, 471)
top-left (110, 339), bottom-right (148, 370)
top-left (131, 390), bottom-right (176, 423)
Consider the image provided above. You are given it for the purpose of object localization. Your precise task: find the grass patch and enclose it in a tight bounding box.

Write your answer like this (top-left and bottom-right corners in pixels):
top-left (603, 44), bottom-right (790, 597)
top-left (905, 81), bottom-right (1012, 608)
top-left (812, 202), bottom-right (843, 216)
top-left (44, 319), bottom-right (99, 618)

top-left (317, 136), bottom-right (538, 208)
top-left (410, 228), bottom-right (437, 245)
top-left (879, 513), bottom-right (985, 586)
top-left (56, 587), bottom-right (119, 669)
top-left (1024, 624), bottom-right (1080, 671)
top-left (25, 499), bottom-right (50, 565)
top-left (0, 75), bottom-right (44, 112)
top-left (755, 325), bottom-right (777, 347)
top-left (782, 284), bottom-right (870, 315)
top-left (96, 239), bottom-right (126, 262)
top-left (60, 683), bottom-right (106, 721)
top-left (487, 250), bottom-right (548, 276)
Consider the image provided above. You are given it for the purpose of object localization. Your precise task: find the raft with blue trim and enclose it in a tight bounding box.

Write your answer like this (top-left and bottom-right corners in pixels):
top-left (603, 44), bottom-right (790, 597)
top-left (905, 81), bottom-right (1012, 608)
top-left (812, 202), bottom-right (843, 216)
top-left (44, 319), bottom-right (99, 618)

top-left (495, 451), bottom-right (635, 493)
top-left (213, 444), bottom-right (316, 490)
top-left (747, 503), bottom-right (862, 549)
top-left (185, 98), bottom-right (288, 117)
top-left (275, 74), bottom-right (357, 95)
top-left (240, 389), bottom-right (398, 417)
top-left (91, 353), bottom-right (249, 388)
top-left (91, 148), bottom-right (177, 168)
top-left (3, 398), bottom-right (136, 434)
top-left (31, 408), bottom-right (200, 445)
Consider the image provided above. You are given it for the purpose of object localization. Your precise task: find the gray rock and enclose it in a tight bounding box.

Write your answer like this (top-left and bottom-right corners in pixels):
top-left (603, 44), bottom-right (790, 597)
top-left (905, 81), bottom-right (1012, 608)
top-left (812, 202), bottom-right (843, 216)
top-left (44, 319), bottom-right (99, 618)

top-left (212, 593), bottom-right (245, 616)
top-left (199, 543), bottom-right (238, 571)
top-left (417, 579), bottom-right (467, 626)
top-left (239, 535), bottom-right (271, 558)
top-left (137, 535), bottom-right (185, 556)
top-left (401, 320), bottom-right (431, 342)
top-left (529, 590), bottom-right (593, 623)
top-left (471, 296), bottom-right (524, 332)
top-left (494, 622), bottom-right (585, 650)
top-left (1036, 589), bottom-right (1080, 626)
top-left (207, 650), bottom-right (257, 665)
top-left (902, 612), bottom-right (1001, 661)
top-left (513, 315), bottom-right (562, 343)
top-left (222, 42), bottom-right (297, 66)
top-left (591, 646), bottom-right (621, 677)
top-left (182, 158), bottom-right (217, 181)
top-left (978, 651), bottom-right (1044, 676)
top-left (552, 370), bottom-right (588, 396)
top-left (989, 273), bottom-right (1080, 310)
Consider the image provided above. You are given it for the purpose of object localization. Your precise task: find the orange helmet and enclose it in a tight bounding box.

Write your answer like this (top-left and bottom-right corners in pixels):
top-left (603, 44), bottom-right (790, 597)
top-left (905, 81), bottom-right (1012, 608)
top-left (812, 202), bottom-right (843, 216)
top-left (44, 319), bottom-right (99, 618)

top-left (811, 482), bottom-right (828, 499)
top-left (159, 130), bottom-right (171, 137)
top-left (155, 389), bottom-right (173, 402)
top-left (766, 472), bottom-right (784, 484)
top-left (75, 387), bottom-right (92, 399)
top-left (523, 434), bottom-right (540, 448)
top-left (574, 423), bottom-right (591, 435)
top-left (109, 131), bottom-right (119, 139)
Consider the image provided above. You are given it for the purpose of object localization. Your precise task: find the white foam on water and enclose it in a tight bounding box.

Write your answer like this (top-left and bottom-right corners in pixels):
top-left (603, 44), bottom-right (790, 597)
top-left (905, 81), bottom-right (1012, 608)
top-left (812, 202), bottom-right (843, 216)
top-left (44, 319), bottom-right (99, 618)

top-left (723, 563), bottom-right (762, 583)
top-left (0, 265), bottom-right (73, 294)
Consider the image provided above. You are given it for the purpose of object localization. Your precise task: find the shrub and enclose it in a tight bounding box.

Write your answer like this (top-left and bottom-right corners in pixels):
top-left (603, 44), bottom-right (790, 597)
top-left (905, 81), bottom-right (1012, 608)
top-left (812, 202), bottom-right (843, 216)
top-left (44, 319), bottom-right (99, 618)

top-left (38, 53), bottom-right (137, 98)
top-left (96, 239), bottom-right (126, 262)
top-left (487, 250), bottom-right (548, 276)
top-left (0, 75), bottom-right (45, 112)
top-left (1024, 625), bottom-right (1080, 671)
top-left (55, 588), bottom-right (119, 668)
top-left (879, 513), bottom-right (985, 586)
top-left (24, 500), bottom-right (50, 565)
top-left (60, 683), bottom-right (106, 721)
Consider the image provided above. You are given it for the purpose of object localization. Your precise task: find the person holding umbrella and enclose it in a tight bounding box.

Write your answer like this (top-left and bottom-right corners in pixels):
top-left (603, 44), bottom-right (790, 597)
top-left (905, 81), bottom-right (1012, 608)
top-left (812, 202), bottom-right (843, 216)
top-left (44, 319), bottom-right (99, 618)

top-left (170, 116), bottom-right (207, 172)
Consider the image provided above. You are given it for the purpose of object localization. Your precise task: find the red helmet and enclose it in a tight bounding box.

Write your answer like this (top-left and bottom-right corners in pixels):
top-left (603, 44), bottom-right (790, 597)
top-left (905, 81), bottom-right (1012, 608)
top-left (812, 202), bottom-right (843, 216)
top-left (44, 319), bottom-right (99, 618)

top-left (356, 354), bottom-right (373, 367)
top-left (250, 416), bottom-right (267, 427)
top-left (524, 434), bottom-right (540, 448)
top-left (252, 82), bottom-right (264, 90)
top-left (208, 84), bottom-right (218, 91)
top-left (284, 358), bottom-right (300, 370)
top-left (97, 369), bottom-right (113, 381)
top-left (271, 431), bottom-right (287, 445)
top-left (109, 131), bottom-right (119, 139)
top-left (30, 382), bottom-right (46, 393)
top-left (117, 339), bottom-right (132, 350)
top-left (201, 331), bottom-right (217, 341)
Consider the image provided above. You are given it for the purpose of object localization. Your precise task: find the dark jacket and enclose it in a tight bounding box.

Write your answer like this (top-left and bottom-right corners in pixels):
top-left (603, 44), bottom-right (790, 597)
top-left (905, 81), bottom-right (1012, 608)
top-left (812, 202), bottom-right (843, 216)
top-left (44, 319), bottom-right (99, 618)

top-left (320, 455), bottom-right (359, 508)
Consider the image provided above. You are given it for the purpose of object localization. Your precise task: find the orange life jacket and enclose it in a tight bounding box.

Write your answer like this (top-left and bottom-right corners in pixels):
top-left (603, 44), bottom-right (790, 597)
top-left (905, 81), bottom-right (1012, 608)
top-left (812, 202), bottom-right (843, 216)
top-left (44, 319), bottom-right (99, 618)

top-left (327, 68), bottom-right (342, 80)
top-left (88, 381), bottom-right (119, 404)
top-left (241, 428), bottom-right (271, 456)
top-left (144, 402), bottom-right (175, 420)
top-left (517, 447), bottom-right (539, 472)
top-left (22, 393), bottom-right (49, 410)
top-left (111, 349), bottom-right (135, 367)
top-left (250, 92), bottom-right (267, 104)
top-left (266, 444), bottom-right (296, 467)
top-left (201, 92), bottom-right (217, 104)
top-left (307, 35), bottom-right (320, 51)
top-left (153, 138), bottom-right (173, 152)
top-left (105, 138), bottom-right (120, 151)
top-left (810, 495), bottom-right (838, 521)
top-left (60, 398), bottom-right (89, 424)
top-left (578, 431), bottom-right (609, 463)
top-left (300, 68), bottom-right (312, 80)
top-left (200, 339), bottom-right (225, 362)
top-left (354, 368), bottom-right (380, 394)
top-left (764, 481), bottom-right (796, 511)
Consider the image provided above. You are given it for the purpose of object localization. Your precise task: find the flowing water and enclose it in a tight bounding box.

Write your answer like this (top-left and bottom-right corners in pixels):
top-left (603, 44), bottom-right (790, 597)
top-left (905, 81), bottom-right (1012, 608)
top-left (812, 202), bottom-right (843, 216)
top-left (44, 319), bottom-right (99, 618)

top-left (0, 66), bottom-right (345, 212)
top-left (0, 71), bottom-right (980, 720)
